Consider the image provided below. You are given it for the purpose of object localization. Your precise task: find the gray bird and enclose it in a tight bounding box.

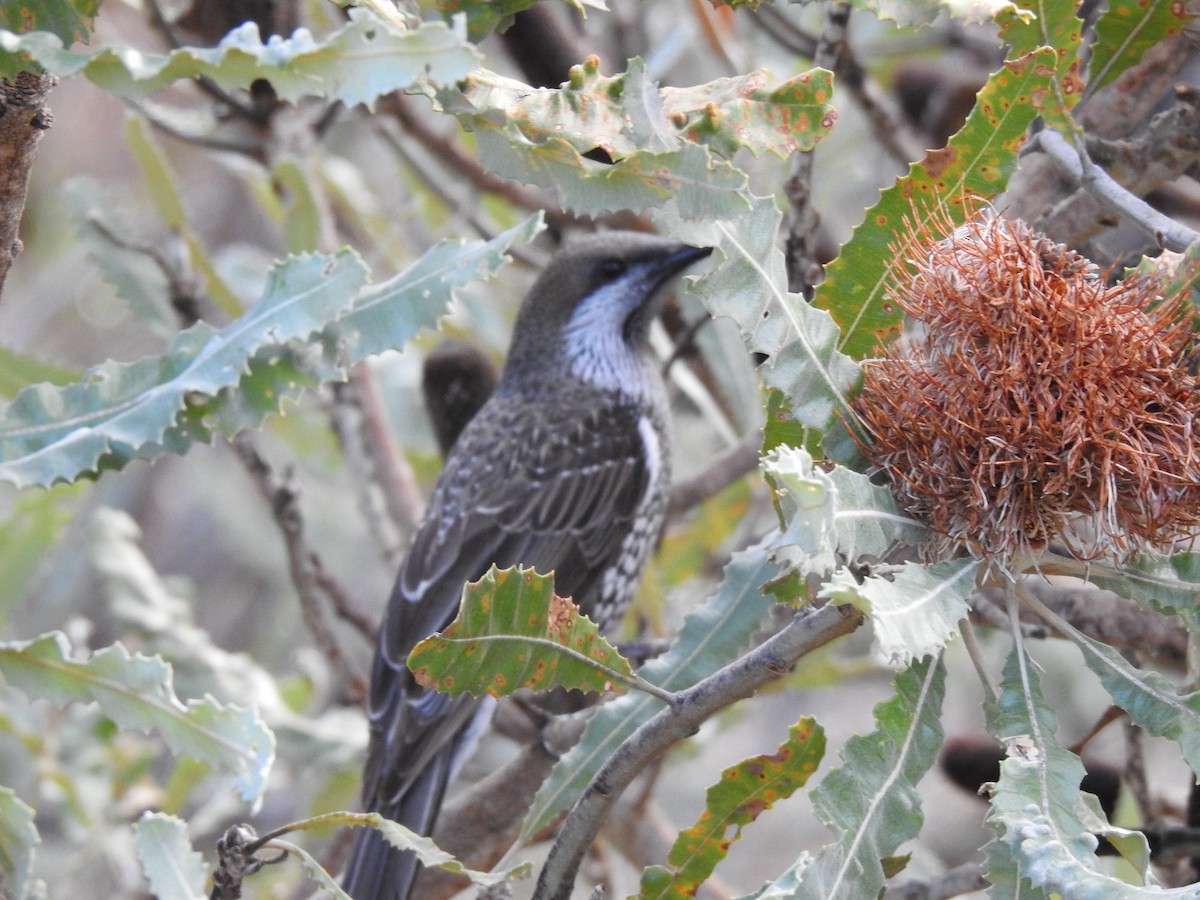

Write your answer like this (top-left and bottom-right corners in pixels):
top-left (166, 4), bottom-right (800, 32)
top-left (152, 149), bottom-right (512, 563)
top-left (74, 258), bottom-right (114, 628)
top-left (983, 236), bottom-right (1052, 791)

top-left (343, 232), bottom-right (712, 900)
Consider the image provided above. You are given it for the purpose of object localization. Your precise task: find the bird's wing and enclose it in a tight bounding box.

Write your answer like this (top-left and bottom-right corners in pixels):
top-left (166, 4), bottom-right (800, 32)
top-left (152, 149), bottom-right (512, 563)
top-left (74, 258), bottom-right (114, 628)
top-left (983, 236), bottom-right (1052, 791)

top-left (360, 394), bottom-right (661, 813)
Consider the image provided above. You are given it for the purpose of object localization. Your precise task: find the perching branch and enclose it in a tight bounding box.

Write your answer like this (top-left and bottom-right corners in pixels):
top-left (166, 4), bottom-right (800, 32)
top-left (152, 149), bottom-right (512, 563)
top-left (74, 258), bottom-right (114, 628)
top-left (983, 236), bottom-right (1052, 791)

top-left (1034, 128), bottom-right (1199, 252)
top-left (533, 602), bottom-right (862, 900)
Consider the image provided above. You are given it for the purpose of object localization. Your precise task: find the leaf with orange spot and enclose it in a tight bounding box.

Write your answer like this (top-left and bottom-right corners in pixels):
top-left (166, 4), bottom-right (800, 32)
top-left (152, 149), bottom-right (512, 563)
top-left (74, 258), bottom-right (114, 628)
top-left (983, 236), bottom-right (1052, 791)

top-left (1088, 0), bottom-right (1195, 95)
top-left (997, 0), bottom-right (1083, 131)
top-left (407, 565), bottom-right (634, 698)
top-left (635, 718), bottom-right (826, 900)
top-left (813, 47), bottom-right (1057, 359)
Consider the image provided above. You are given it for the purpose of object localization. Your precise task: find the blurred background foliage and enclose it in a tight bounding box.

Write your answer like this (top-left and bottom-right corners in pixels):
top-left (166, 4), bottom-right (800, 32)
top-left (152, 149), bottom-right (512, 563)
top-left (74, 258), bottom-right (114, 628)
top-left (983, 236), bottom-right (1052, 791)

top-left (0, 0), bottom-right (1198, 898)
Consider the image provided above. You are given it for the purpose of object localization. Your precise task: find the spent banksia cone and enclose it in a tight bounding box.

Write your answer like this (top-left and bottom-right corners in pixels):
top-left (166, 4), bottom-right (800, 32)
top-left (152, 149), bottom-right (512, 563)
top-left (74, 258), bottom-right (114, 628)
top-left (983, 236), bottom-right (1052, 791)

top-left (854, 213), bottom-right (1200, 566)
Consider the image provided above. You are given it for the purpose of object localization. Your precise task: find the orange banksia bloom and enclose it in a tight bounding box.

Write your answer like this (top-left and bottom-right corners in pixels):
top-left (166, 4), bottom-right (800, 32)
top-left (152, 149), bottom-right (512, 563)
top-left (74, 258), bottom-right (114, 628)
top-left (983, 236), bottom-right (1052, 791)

top-left (854, 213), bottom-right (1200, 566)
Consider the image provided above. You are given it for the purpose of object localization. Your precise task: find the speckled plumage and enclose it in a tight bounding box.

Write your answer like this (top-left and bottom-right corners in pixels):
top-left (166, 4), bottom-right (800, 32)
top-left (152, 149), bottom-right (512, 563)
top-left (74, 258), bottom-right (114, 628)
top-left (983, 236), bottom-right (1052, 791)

top-left (343, 233), bottom-right (711, 900)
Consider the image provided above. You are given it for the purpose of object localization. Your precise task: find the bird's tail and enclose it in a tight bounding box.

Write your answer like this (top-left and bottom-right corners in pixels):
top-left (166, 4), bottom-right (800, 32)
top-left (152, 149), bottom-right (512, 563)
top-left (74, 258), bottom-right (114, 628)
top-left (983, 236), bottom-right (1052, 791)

top-left (341, 749), bottom-right (454, 900)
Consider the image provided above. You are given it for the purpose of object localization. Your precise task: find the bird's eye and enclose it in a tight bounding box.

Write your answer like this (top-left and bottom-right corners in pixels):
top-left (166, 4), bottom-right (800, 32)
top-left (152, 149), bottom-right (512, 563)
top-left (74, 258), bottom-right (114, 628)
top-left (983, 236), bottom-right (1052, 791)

top-left (598, 258), bottom-right (627, 280)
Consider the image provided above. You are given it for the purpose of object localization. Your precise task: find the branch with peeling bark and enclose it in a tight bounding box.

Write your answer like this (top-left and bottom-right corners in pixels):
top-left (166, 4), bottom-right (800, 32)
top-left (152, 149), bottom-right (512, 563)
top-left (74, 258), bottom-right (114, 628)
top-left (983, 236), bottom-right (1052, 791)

top-left (534, 603), bottom-right (863, 900)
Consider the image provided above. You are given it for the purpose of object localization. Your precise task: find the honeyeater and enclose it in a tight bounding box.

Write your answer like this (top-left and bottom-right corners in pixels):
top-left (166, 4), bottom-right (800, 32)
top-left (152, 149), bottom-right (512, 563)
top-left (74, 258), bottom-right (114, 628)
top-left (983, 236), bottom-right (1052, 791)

top-left (343, 232), bottom-right (712, 900)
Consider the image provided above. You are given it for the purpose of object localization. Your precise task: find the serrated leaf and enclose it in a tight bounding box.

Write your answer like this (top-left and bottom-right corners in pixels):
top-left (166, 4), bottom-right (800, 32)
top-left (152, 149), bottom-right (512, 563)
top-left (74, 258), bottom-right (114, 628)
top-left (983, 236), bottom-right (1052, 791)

top-left (450, 58), bottom-right (835, 162)
top-left (998, 0), bottom-right (1083, 131)
top-left (814, 48), bottom-right (1058, 359)
top-left (848, 0), bottom-right (1031, 28)
top-left (0, 250), bottom-right (366, 488)
top-left (90, 508), bottom-right (366, 766)
top-left (290, 811), bottom-right (532, 887)
top-left (639, 718), bottom-right (826, 900)
top-left (821, 559), bottom-right (977, 668)
top-left (0, 787), bottom-right (38, 900)
top-left (1066, 626), bottom-right (1200, 779)
top-left (521, 542), bottom-right (780, 842)
top-left (983, 647), bottom-right (1192, 898)
top-left (473, 127), bottom-right (751, 220)
top-left (763, 445), bottom-right (926, 573)
top-left (747, 656), bottom-right (946, 900)
top-left (1088, 0), bottom-right (1192, 95)
top-left (0, 632), bottom-right (275, 804)
top-left (0, 11), bottom-right (481, 108)
top-left (133, 812), bottom-right (206, 900)
top-left (0, 216), bottom-right (542, 488)
top-left (408, 566), bottom-right (634, 698)
top-left (1086, 553), bottom-right (1200, 632)
top-left (666, 201), bottom-right (862, 444)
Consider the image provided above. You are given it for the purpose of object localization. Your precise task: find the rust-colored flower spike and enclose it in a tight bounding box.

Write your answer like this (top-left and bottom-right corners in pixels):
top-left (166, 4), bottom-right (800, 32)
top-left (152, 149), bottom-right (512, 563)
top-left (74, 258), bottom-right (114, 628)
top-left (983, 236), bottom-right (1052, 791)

top-left (854, 212), bottom-right (1200, 567)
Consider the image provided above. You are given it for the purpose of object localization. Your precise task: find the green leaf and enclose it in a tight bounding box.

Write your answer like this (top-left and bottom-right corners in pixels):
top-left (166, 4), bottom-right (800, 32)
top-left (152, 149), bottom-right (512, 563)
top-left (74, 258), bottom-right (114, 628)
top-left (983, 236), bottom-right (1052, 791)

top-left (667, 201), bottom-right (862, 444)
top-left (90, 507), bottom-right (366, 770)
top-left (0, 250), bottom-right (367, 488)
top-left (998, 0), bottom-right (1083, 131)
top-left (983, 647), bottom-right (1186, 898)
top-left (0, 11), bottom-right (481, 108)
top-left (408, 566), bottom-right (635, 698)
top-left (0, 0), bottom-right (95, 76)
top-left (0, 632), bottom-right (275, 804)
top-left (473, 126), bottom-right (750, 220)
top-left (0, 485), bottom-right (79, 622)
top-left (287, 811), bottom-right (532, 888)
top-left (0, 787), bottom-right (39, 900)
top-left (744, 656), bottom-right (946, 900)
top-left (821, 559), bottom-right (977, 668)
top-left (437, 60), bottom-right (756, 220)
top-left (1066, 627), bottom-right (1200, 779)
top-left (435, 0), bottom-right (608, 41)
top-left (124, 115), bottom-right (186, 231)
top-left (522, 542), bottom-right (779, 842)
top-left (813, 48), bottom-right (1058, 359)
top-left (848, 0), bottom-right (1031, 28)
top-left (639, 718), bottom-right (826, 900)
top-left (451, 58), bottom-right (835, 162)
top-left (1088, 0), bottom-right (1193, 95)
top-left (0, 346), bottom-right (78, 399)
top-left (1086, 553), bottom-right (1200, 632)
top-left (763, 445), bottom-right (926, 573)
top-left (133, 812), bottom-right (206, 900)
top-left (0, 215), bottom-right (542, 488)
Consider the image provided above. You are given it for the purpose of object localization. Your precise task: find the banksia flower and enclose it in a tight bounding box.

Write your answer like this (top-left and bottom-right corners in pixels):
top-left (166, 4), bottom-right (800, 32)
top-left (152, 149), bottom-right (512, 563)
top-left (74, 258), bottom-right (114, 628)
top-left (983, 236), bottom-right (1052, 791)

top-left (854, 213), bottom-right (1200, 566)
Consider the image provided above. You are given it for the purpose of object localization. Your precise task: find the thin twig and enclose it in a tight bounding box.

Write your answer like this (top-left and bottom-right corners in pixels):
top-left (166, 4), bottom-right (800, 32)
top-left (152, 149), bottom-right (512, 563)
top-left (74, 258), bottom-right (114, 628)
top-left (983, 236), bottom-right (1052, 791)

top-left (534, 603), bottom-right (862, 899)
top-left (232, 434), bottom-right (372, 687)
top-left (783, 2), bottom-right (852, 296)
top-left (1035, 129), bottom-right (1199, 252)
top-left (957, 615), bottom-right (998, 702)
top-left (380, 94), bottom-right (576, 231)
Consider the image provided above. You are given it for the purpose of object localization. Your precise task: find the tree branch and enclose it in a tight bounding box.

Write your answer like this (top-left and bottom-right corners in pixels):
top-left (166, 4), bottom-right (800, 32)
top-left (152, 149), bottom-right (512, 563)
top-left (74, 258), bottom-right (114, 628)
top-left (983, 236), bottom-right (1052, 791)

top-left (232, 434), bottom-right (373, 690)
top-left (1034, 128), bottom-right (1199, 252)
top-left (534, 603), bottom-right (862, 900)
top-left (0, 72), bottom-right (54, 299)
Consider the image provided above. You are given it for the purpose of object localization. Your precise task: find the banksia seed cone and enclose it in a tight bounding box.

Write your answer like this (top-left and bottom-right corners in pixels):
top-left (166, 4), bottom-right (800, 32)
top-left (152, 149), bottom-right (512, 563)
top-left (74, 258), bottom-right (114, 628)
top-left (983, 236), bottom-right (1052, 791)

top-left (855, 213), bottom-right (1200, 565)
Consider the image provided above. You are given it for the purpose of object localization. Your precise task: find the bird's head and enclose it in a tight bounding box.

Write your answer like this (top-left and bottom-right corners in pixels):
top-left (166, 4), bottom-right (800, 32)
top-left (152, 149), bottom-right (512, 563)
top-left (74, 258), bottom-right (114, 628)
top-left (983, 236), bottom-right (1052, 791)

top-left (502, 232), bottom-right (712, 399)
